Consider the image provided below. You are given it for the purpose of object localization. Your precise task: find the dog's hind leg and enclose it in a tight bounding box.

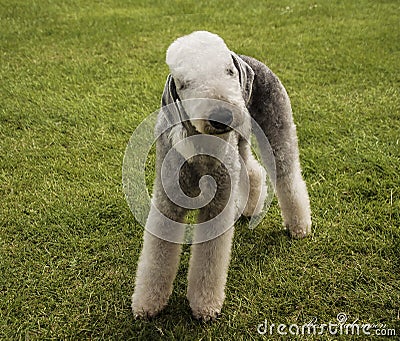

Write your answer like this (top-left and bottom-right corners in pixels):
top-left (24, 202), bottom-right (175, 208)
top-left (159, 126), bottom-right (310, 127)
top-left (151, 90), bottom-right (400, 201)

top-left (267, 88), bottom-right (312, 238)
top-left (241, 55), bottom-right (312, 238)
top-left (258, 85), bottom-right (311, 238)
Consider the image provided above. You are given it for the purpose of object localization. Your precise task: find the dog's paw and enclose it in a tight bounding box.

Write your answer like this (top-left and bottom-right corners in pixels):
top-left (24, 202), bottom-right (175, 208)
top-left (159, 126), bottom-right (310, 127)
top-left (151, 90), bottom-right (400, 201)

top-left (131, 294), bottom-right (166, 319)
top-left (132, 305), bottom-right (160, 320)
top-left (188, 294), bottom-right (224, 322)
top-left (286, 223), bottom-right (312, 239)
top-left (191, 306), bottom-right (221, 322)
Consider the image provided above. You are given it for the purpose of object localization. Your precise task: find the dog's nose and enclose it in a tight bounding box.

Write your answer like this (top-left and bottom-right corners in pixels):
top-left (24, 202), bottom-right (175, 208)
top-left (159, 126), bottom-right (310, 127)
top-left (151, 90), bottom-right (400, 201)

top-left (209, 108), bottom-right (233, 131)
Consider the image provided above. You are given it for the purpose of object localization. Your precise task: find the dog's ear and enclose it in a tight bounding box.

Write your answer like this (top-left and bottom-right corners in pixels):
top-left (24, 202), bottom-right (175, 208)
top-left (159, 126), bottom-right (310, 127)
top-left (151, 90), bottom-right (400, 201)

top-left (231, 53), bottom-right (254, 104)
top-left (161, 75), bottom-right (190, 146)
top-left (161, 75), bottom-right (182, 125)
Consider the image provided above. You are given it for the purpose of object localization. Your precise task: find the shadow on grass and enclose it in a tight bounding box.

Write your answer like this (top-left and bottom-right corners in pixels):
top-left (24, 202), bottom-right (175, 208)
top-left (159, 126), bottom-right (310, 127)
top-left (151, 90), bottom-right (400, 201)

top-left (127, 295), bottom-right (209, 339)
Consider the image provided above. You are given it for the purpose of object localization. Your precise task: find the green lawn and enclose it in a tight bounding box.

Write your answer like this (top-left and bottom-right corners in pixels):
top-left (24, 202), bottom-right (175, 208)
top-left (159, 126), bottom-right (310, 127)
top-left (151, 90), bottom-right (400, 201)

top-left (1, 0), bottom-right (399, 339)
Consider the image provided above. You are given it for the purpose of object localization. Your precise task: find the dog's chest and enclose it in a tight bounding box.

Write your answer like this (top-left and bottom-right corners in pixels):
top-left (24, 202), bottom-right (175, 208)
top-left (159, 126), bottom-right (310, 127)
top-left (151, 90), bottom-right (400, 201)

top-left (177, 147), bottom-right (240, 200)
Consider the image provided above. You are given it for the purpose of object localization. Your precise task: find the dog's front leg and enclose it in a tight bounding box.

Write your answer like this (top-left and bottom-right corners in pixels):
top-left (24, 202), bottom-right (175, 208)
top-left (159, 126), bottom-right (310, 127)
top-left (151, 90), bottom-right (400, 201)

top-left (187, 229), bottom-right (234, 321)
top-left (132, 195), bottom-right (187, 318)
top-left (187, 201), bottom-right (235, 321)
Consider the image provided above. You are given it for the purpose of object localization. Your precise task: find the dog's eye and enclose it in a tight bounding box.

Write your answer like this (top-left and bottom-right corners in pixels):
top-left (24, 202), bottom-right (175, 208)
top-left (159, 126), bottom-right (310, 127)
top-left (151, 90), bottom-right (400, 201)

top-left (226, 68), bottom-right (235, 77)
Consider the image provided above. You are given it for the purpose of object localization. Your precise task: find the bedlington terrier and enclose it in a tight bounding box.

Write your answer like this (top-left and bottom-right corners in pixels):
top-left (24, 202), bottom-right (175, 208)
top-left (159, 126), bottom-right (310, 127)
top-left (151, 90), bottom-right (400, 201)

top-left (131, 31), bottom-right (311, 321)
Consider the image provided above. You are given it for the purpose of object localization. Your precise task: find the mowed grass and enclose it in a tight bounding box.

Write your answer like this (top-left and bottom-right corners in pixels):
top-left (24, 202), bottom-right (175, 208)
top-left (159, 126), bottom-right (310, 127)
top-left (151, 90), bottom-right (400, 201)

top-left (1, 0), bottom-right (399, 339)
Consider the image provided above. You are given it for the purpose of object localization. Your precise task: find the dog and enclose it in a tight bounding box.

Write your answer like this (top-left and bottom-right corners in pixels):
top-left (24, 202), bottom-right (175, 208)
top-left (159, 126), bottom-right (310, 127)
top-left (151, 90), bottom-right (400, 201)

top-left (131, 31), bottom-right (311, 321)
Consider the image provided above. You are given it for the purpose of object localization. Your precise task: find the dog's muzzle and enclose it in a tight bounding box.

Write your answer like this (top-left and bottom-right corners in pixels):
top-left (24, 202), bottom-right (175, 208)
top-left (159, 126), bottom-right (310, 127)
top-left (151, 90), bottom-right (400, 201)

top-left (208, 108), bottom-right (233, 133)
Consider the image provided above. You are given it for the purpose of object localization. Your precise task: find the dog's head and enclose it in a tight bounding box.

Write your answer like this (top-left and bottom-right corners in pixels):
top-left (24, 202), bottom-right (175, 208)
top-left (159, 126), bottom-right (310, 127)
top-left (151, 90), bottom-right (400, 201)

top-left (163, 31), bottom-right (254, 136)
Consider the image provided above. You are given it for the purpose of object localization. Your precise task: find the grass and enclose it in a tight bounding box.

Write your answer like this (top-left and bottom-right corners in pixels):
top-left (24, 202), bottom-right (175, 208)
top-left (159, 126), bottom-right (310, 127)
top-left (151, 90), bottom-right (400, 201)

top-left (1, 0), bottom-right (399, 339)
